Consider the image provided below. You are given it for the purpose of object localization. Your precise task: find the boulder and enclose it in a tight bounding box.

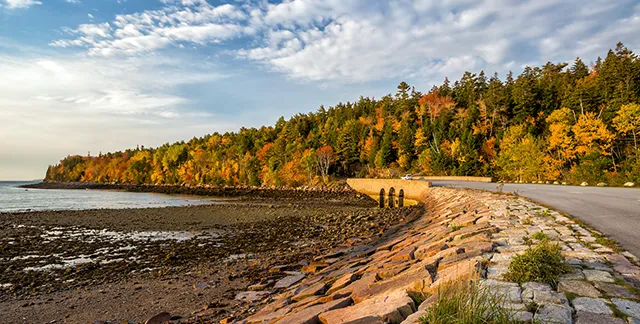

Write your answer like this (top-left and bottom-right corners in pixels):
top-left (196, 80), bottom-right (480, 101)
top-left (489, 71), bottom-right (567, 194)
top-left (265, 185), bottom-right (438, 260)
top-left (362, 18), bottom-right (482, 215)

top-left (274, 297), bottom-right (352, 324)
top-left (319, 290), bottom-right (415, 324)
top-left (275, 274), bottom-right (306, 289)
top-left (624, 182), bottom-right (635, 187)
top-left (596, 182), bottom-right (608, 187)
top-left (236, 291), bottom-right (270, 302)
top-left (581, 182), bottom-right (588, 186)
top-left (351, 267), bottom-right (432, 303)
top-left (144, 312), bottom-right (171, 324)
top-left (292, 282), bottom-right (327, 302)
top-left (326, 273), bottom-right (357, 295)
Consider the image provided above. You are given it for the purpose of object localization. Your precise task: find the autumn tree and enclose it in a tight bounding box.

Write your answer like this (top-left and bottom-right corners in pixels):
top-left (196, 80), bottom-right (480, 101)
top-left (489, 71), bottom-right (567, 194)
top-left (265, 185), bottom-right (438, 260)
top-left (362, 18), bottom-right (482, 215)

top-left (613, 103), bottom-right (640, 151)
top-left (315, 146), bottom-right (336, 182)
top-left (496, 125), bottom-right (545, 182)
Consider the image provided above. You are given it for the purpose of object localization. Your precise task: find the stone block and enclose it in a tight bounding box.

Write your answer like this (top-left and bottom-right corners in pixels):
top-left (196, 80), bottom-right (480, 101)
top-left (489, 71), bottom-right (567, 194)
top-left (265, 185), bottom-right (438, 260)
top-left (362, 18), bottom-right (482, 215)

top-left (584, 270), bottom-right (615, 283)
top-left (558, 280), bottom-right (602, 298)
top-left (326, 273), bottom-right (357, 295)
top-left (607, 254), bottom-right (640, 276)
top-left (572, 297), bottom-right (613, 315)
top-left (512, 311), bottom-right (533, 322)
top-left (593, 282), bottom-right (638, 299)
top-left (575, 311), bottom-right (626, 324)
top-left (293, 282), bottom-right (327, 302)
top-left (275, 297), bottom-right (352, 324)
top-left (612, 298), bottom-right (640, 319)
top-left (534, 304), bottom-right (573, 324)
top-left (351, 268), bottom-right (432, 303)
top-left (319, 290), bottom-right (415, 324)
top-left (391, 246), bottom-right (416, 261)
top-left (480, 279), bottom-right (522, 303)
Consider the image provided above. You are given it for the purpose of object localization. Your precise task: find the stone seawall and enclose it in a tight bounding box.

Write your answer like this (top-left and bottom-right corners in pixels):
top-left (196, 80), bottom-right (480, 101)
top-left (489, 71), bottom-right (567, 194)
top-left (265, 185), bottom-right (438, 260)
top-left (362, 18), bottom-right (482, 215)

top-left (345, 179), bottom-right (432, 200)
top-left (230, 188), bottom-right (640, 324)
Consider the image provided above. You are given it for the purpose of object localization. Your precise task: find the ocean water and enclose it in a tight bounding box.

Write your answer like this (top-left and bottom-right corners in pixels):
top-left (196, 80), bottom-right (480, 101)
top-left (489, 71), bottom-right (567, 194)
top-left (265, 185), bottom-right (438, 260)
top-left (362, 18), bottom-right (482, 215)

top-left (0, 181), bottom-right (223, 213)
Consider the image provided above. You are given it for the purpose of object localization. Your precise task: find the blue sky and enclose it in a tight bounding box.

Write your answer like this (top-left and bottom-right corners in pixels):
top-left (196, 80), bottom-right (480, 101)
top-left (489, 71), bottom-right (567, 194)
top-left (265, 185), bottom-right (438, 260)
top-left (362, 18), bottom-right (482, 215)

top-left (1, 0), bottom-right (639, 180)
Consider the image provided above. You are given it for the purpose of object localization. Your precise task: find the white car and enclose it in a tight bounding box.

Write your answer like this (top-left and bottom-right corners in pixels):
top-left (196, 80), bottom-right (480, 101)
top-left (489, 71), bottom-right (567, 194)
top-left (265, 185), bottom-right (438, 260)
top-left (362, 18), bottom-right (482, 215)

top-left (401, 174), bottom-right (413, 180)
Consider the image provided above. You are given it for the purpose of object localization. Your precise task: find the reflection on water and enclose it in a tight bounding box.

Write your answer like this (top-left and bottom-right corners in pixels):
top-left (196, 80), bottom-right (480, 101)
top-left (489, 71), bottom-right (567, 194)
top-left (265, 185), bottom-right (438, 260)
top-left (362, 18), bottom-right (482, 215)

top-left (0, 181), bottom-right (224, 212)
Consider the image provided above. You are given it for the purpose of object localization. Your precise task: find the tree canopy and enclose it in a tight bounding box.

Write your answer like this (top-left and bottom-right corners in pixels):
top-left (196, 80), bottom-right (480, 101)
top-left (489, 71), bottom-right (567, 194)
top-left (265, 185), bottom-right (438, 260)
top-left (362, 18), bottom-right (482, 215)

top-left (46, 43), bottom-right (640, 186)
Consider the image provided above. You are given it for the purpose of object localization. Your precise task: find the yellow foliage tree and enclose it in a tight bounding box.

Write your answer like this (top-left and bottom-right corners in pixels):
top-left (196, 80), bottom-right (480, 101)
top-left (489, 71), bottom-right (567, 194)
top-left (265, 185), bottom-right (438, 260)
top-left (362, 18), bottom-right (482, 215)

top-left (572, 112), bottom-right (614, 157)
top-left (613, 103), bottom-right (640, 151)
top-left (496, 125), bottom-right (545, 182)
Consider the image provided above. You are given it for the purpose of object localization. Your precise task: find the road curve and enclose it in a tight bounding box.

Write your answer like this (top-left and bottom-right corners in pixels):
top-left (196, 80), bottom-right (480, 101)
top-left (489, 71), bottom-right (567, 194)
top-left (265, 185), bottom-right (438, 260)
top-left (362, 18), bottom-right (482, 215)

top-left (429, 180), bottom-right (640, 258)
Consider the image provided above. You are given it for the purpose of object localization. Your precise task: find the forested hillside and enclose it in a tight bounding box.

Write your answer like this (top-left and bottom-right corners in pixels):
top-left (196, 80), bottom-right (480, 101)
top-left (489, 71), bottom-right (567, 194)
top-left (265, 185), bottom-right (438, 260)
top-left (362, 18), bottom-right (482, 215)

top-left (46, 43), bottom-right (640, 186)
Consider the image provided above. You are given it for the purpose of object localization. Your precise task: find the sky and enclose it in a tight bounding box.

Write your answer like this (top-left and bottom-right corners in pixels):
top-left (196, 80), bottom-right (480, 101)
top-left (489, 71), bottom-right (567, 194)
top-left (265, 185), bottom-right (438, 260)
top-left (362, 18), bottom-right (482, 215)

top-left (1, 0), bottom-right (639, 180)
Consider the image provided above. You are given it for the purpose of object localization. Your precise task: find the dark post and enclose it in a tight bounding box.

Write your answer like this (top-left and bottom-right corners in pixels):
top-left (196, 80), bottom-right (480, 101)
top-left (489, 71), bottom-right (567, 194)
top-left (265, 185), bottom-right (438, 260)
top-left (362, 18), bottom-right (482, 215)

top-left (379, 188), bottom-right (385, 208)
top-left (398, 189), bottom-right (404, 207)
top-left (388, 187), bottom-right (395, 208)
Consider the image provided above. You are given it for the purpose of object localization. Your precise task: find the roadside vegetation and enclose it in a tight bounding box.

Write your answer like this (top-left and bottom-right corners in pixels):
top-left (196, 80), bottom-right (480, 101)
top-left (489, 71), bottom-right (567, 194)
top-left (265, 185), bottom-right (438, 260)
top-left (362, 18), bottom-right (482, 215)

top-left (45, 43), bottom-right (640, 187)
top-left (420, 280), bottom-right (519, 324)
top-left (503, 240), bottom-right (572, 288)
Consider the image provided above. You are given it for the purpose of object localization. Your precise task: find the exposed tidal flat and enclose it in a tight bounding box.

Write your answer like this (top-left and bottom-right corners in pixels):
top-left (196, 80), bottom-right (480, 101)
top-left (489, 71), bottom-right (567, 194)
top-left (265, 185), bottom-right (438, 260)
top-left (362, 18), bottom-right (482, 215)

top-left (0, 186), bottom-right (421, 323)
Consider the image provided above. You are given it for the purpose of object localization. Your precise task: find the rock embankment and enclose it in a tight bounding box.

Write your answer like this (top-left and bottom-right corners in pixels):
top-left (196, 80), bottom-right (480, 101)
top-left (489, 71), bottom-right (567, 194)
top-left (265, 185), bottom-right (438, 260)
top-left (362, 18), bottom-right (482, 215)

top-left (223, 188), bottom-right (640, 324)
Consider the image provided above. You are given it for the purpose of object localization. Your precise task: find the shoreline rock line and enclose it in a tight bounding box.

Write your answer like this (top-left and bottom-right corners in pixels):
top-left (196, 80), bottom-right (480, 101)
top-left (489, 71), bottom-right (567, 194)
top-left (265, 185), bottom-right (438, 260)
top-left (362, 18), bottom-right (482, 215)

top-left (22, 182), bottom-right (371, 203)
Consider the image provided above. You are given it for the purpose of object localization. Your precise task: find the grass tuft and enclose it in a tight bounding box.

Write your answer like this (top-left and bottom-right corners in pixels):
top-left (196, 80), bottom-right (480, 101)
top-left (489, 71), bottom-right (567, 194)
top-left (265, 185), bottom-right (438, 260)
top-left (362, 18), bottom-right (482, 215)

top-left (408, 291), bottom-right (428, 306)
top-left (420, 280), bottom-right (519, 324)
top-left (450, 225), bottom-right (465, 232)
top-left (503, 240), bottom-right (572, 289)
top-left (609, 303), bottom-right (627, 319)
top-left (532, 232), bottom-right (548, 240)
top-left (593, 233), bottom-right (624, 252)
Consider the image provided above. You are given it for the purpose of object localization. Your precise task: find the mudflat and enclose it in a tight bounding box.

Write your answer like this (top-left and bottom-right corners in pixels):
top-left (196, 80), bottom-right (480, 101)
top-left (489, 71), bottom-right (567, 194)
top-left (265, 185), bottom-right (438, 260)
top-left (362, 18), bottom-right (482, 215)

top-left (0, 194), bottom-right (421, 323)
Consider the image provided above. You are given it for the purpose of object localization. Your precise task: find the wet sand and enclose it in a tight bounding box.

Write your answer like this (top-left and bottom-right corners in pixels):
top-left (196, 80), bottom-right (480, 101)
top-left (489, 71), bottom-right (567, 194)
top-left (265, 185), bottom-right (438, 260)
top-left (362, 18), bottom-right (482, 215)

top-left (0, 195), bottom-right (422, 323)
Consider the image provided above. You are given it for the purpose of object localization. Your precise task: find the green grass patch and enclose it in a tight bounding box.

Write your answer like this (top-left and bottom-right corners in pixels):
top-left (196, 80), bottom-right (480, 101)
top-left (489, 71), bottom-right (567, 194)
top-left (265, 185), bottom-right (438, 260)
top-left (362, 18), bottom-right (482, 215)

top-left (593, 234), bottom-right (624, 252)
top-left (532, 232), bottom-right (548, 240)
top-left (408, 291), bottom-right (428, 306)
top-left (450, 225), bottom-right (465, 232)
top-left (613, 278), bottom-right (640, 298)
top-left (563, 291), bottom-right (579, 301)
top-left (525, 301), bottom-right (539, 313)
top-left (503, 240), bottom-right (572, 289)
top-left (523, 236), bottom-right (533, 246)
top-left (420, 281), bottom-right (519, 324)
top-left (609, 303), bottom-right (627, 319)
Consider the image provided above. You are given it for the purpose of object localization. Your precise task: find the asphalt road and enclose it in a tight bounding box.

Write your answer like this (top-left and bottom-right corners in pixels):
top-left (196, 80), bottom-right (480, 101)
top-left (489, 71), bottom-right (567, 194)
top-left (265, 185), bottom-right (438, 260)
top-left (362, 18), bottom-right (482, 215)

top-left (429, 180), bottom-right (640, 258)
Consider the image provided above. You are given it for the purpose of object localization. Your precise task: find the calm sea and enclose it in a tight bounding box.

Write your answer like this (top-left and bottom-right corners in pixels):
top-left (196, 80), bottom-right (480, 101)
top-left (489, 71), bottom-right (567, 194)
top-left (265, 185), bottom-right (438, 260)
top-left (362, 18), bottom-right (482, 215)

top-left (0, 181), bottom-right (222, 213)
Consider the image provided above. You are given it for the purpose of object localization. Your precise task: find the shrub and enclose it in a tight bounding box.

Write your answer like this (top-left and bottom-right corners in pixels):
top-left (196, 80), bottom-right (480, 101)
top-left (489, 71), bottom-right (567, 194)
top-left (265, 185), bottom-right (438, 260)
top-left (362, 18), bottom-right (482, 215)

top-left (420, 280), bottom-right (518, 324)
top-left (503, 240), bottom-right (571, 288)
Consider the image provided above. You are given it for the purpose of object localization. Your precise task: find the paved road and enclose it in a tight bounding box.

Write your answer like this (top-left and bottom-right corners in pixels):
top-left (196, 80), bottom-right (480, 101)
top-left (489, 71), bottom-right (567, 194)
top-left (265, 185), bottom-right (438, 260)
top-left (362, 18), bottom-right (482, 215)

top-left (429, 180), bottom-right (640, 258)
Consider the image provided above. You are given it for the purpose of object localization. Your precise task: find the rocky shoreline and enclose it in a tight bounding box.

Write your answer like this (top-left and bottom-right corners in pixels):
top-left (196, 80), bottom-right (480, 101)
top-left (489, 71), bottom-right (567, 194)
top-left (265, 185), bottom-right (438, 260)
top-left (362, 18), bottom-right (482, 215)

top-left (22, 182), bottom-right (369, 204)
top-left (0, 193), bottom-right (421, 323)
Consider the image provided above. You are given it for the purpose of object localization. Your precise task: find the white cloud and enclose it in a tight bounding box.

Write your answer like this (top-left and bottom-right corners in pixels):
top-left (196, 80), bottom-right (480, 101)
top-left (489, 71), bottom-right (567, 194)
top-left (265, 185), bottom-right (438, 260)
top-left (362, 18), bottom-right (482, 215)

top-left (51, 1), bottom-right (248, 55)
top-left (0, 51), bottom-right (233, 179)
top-left (65, 0), bottom-right (81, 4)
top-left (45, 0), bottom-right (640, 84)
top-left (88, 13), bottom-right (94, 19)
top-left (4, 0), bottom-right (41, 9)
